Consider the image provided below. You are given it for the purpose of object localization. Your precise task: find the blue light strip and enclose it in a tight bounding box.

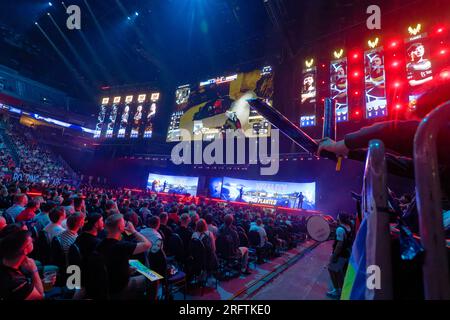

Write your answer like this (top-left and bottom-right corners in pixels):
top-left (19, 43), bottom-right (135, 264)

top-left (0, 103), bottom-right (95, 134)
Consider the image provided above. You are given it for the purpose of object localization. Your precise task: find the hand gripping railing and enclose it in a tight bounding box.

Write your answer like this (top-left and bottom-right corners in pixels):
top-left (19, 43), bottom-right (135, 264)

top-left (362, 140), bottom-right (393, 299)
top-left (414, 101), bottom-right (450, 300)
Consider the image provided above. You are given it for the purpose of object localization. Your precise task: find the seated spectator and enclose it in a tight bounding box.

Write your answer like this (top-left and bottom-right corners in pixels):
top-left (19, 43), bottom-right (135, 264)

top-left (158, 212), bottom-right (173, 249)
top-left (218, 214), bottom-right (251, 275)
top-left (141, 216), bottom-right (164, 254)
top-left (62, 198), bottom-right (75, 216)
top-left (33, 202), bottom-right (56, 232)
top-left (75, 213), bottom-right (103, 260)
top-left (95, 213), bottom-right (153, 299)
top-left (5, 194), bottom-right (28, 221)
top-left (205, 214), bottom-right (218, 237)
top-left (0, 229), bottom-right (45, 300)
top-left (44, 207), bottom-right (66, 241)
top-left (176, 213), bottom-right (193, 253)
top-left (0, 216), bottom-right (6, 232)
top-left (16, 199), bottom-right (40, 223)
top-left (192, 219), bottom-right (218, 272)
top-left (139, 202), bottom-right (151, 225)
top-left (59, 212), bottom-right (85, 257)
top-left (73, 197), bottom-right (86, 215)
top-left (249, 218), bottom-right (273, 260)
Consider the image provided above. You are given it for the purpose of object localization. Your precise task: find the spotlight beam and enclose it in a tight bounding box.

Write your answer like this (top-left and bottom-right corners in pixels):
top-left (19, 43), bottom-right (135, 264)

top-left (83, 0), bottom-right (131, 82)
top-left (35, 22), bottom-right (92, 96)
top-left (61, 0), bottom-right (112, 82)
top-left (47, 13), bottom-right (98, 84)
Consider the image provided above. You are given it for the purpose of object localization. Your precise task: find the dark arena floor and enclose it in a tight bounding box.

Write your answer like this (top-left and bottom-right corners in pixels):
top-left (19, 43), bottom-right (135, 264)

top-left (0, 0), bottom-right (449, 314)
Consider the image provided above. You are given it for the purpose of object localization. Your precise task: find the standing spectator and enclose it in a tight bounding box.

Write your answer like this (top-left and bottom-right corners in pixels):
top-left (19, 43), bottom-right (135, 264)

top-left (327, 214), bottom-right (353, 299)
top-left (205, 214), bottom-right (218, 237)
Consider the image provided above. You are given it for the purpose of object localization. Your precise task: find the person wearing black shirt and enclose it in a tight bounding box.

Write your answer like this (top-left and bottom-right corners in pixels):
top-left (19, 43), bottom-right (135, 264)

top-left (76, 213), bottom-right (103, 260)
top-left (176, 213), bottom-right (193, 263)
top-left (218, 214), bottom-right (251, 274)
top-left (158, 212), bottom-right (173, 249)
top-left (95, 213), bottom-right (152, 299)
top-left (0, 230), bottom-right (46, 300)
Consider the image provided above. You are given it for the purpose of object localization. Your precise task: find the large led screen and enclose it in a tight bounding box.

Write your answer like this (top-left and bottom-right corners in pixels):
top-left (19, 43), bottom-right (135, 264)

top-left (166, 66), bottom-right (273, 142)
top-left (300, 65), bottom-right (317, 127)
top-left (220, 177), bottom-right (316, 209)
top-left (330, 58), bottom-right (349, 122)
top-left (405, 34), bottom-right (433, 110)
top-left (146, 173), bottom-right (199, 196)
top-left (364, 49), bottom-right (388, 118)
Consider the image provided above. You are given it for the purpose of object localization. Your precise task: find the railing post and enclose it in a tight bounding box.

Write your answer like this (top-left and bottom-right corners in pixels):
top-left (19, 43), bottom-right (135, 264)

top-left (414, 101), bottom-right (450, 300)
top-left (362, 139), bottom-right (393, 299)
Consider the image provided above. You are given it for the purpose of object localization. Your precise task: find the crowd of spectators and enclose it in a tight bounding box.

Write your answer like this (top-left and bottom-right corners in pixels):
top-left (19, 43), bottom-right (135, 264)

top-left (0, 180), bottom-right (308, 300)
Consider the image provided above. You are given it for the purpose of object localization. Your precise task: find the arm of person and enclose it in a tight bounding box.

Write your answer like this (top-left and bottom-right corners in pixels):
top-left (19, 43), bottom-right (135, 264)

top-left (22, 258), bottom-right (44, 300)
top-left (317, 120), bottom-right (419, 158)
top-left (132, 231), bottom-right (151, 255)
top-left (124, 221), bottom-right (151, 254)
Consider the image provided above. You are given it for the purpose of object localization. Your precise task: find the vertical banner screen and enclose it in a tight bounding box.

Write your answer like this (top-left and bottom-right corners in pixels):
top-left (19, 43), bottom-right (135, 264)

top-left (300, 66), bottom-right (317, 127)
top-left (330, 58), bottom-right (348, 122)
top-left (364, 49), bottom-right (388, 118)
top-left (118, 97), bottom-right (132, 138)
top-left (94, 98), bottom-right (108, 138)
top-left (405, 34), bottom-right (433, 110)
top-left (143, 93), bottom-right (159, 138)
top-left (131, 104), bottom-right (143, 139)
top-left (106, 104), bottom-right (118, 138)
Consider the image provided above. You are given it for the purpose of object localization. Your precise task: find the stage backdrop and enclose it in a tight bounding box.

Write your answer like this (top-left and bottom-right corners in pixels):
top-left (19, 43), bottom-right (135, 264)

top-left (146, 173), bottom-right (199, 195)
top-left (220, 177), bottom-right (316, 209)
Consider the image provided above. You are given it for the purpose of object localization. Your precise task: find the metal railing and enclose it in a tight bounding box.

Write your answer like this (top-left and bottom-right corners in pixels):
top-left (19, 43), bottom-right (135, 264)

top-left (362, 139), bottom-right (393, 299)
top-left (414, 100), bottom-right (450, 300)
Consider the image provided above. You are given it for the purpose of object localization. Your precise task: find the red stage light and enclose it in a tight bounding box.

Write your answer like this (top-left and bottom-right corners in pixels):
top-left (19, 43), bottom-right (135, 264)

top-left (353, 71), bottom-right (360, 78)
top-left (395, 104), bottom-right (402, 110)
top-left (392, 61), bottom-right (399, 67)
top-left (440, 49), bottom-right (447, 55)
top-left (321, 64), bottom-right (326, 68)
top-left (354, 111), bottom-right (360, 116)
top-left (390, 41), bottom-right (398, 48)
top-left (322, 81), bottom-right (325, 84)
top-left (440, 70), bottom-right (450, 79)
top-left (437, 27), bottom-right (444, 34)
top-left (394, 82), bottom-right (401, 88)
top-left (354, 91), bottom-right (359, 96)
top-left (352, 53), bottom-right (359, 59)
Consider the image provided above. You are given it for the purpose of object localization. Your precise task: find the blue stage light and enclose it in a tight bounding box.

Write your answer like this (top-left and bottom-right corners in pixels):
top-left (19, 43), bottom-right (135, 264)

top-left (135, 12), bottom-right (139, 16)
top-left (127, 16), bottom-right (131, 20)
top-left (48, 2), bottom-right (53, 6)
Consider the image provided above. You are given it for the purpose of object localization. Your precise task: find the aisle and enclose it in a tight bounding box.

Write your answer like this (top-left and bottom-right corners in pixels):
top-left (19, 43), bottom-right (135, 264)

top-left (249, 240), bottom-right (333, 300)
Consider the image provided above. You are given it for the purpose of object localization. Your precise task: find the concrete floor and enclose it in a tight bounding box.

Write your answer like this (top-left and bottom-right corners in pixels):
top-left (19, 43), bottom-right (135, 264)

top-left (250, 240), bottom-right (333, 300)
top-left (178, 240), bottom-right (333, 300)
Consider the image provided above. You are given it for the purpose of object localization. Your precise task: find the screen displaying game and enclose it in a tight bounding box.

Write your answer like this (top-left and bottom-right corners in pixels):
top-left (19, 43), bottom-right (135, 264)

top-left (220, 177), bottom-right (316, 209)
top-left (146, 173), bottom-right (199, 196)
top-left (208, 177), bottom-right (223, 198)
top-left (405, 34), bottom-right (433, 110)
top-left (166, 66), bottom-right (273, 142)
top-left (330, 58), bottom-right (348, 122)
top-left (364, 48), bottom-right (388, 118)
top-left (300, 65), bottom-right (317, 127)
